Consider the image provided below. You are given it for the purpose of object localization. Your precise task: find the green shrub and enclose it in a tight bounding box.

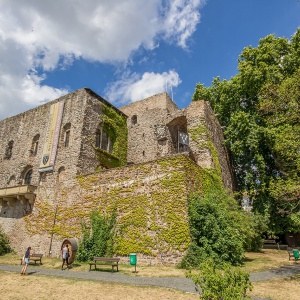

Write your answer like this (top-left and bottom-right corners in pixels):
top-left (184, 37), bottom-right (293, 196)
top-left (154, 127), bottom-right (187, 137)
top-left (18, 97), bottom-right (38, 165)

top-left (76, 210), bottom-right (116, 262)
top-left (0, 226), bottom-right (11, 255)
top-left (187, 258), bottom-right (252, 299)
top-left (241, 212), bottom-right (268, 251)
top-left (181, 189), bottom-right (252, 267)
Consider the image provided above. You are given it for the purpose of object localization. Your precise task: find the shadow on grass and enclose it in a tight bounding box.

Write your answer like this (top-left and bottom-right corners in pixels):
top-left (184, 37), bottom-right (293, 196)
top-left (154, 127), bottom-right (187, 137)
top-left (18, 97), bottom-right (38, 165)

top-left (27, 271), bottom-right (37, 275)
top-left (69, 263), bottom-right (82, 267)
top-left (88, 268), bottom-right (119, 273)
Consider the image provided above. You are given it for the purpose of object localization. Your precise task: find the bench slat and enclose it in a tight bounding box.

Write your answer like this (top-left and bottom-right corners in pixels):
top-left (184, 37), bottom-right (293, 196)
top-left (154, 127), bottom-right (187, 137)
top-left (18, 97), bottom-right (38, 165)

top-left (89, 257), bottom-right (119, 272)
top-left (93, 257), bottom-right (120, 262)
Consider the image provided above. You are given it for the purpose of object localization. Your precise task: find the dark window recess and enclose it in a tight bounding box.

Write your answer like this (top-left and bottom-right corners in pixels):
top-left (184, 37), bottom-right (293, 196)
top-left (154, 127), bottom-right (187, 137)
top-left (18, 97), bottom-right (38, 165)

top-left (31, 134), bottom-right (40, 156)
top-left (33, 141), bottom-right (39, 155)
top-left (101, 131), bottom-right (108, 151)
top-left (4, 140), bottom-right (13, 159)
top-left (24, 170), bottom-right (33, 185)
top-left (95, 129), bottom-right (101, 148)
top-left (131, 115), bottom-right (137, 125)
top-left (95, 127), bottom-right (113, 153)
top-left (65, 130), bottom-right (70, 147)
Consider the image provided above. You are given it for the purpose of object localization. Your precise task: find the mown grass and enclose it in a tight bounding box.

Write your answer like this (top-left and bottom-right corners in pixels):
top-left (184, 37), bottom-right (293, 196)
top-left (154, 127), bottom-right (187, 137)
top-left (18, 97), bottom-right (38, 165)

top-left (1, 249), bottom-right (299, 299)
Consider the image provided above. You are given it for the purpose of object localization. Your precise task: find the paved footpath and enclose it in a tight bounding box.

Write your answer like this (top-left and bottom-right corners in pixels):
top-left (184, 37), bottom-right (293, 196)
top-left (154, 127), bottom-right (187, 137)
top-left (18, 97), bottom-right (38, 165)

top-left (1, 263), bottom-right (300, 299)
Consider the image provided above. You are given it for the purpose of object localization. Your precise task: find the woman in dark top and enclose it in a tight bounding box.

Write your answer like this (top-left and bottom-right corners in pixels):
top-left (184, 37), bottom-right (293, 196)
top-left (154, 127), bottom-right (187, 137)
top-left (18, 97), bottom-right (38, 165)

top-left (21, 247), bottom-right (31, 275)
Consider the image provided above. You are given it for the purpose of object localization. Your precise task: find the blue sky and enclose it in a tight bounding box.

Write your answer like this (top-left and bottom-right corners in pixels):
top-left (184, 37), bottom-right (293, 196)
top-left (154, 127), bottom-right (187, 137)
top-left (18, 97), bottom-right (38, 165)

top-left (0, 0), bottom-right (299, 120)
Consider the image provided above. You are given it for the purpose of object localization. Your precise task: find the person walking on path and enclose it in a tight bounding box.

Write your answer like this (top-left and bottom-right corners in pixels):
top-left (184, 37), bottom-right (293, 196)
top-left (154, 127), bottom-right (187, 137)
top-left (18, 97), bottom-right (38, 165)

top-left (21, 246), bottom-right (31, 275)
top-left (61, 244), bottom-right (70, 270)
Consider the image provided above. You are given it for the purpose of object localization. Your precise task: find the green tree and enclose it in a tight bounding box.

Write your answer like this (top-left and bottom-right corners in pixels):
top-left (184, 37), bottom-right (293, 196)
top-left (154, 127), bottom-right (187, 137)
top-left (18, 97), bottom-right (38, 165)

top-left (181, 189), bottom-right (256, 267)
top-left (192, 29), bottom-right (300, 235)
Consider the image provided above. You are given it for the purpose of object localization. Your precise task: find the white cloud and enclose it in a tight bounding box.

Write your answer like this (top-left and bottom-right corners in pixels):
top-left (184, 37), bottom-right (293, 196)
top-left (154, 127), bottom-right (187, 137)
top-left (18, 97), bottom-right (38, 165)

top-left (105, 70), bottom-right (181, 106)
top-left (162, 0), bottom-right (204, 48)
top-left (0, 0), bottom-right (204, 120)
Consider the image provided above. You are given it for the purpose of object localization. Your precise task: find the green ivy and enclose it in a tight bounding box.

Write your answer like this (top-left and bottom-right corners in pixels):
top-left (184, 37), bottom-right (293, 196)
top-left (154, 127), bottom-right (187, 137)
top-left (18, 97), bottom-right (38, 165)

top-left (94, 103), bottom-right (128, 169)
top-left (25, 154), bottom-right (229, 260)
top-left (189, 124), bottom-right (222, 177)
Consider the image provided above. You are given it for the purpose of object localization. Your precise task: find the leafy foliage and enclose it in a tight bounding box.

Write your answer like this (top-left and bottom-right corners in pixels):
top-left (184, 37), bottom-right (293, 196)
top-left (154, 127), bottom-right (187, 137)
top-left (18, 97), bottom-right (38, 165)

top-left (187, 258), bottom-right (252, 300)
top-left (94, 103), bottom-right (128, 169)
top-left (241, 211), bottom-right (269, 251)
top-left (0, 226), bottom-right (11, 255)
top-left (76, 210), bottom-right (116, 262)
top-left (181, 190), bottom-right (256, 267)
top-left (192, 29), bottom-right (300, 235)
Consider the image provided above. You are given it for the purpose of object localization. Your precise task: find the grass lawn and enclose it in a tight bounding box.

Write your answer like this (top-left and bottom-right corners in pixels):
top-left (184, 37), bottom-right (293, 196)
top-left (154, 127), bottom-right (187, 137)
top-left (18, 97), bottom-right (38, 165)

top-left (0, 249), bottom-right (299, 299)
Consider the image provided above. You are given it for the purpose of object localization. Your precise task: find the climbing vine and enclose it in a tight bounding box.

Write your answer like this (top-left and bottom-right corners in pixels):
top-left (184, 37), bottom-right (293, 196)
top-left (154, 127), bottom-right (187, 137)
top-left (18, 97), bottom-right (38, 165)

top-left (24, 114), bottom-right (228, 261)
top-left (25, 155), bottom-right (207, 257)
top-left (94, 103), bottom-right (128, 169)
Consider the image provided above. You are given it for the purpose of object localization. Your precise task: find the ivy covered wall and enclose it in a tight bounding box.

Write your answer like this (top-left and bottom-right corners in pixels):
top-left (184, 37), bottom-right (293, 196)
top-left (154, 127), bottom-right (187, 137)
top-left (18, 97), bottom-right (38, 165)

top-left (94, 103), bottom-right (128, 169)
top-left (19, 97), bottom-right (229, 264)
top-left (24, 153), bottom-right (222, 264)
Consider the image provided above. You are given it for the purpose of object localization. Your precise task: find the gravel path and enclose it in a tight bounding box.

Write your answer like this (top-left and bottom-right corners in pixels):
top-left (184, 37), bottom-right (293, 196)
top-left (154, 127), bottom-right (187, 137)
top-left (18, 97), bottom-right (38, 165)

top-left (0, 264), bottom-right (197, 294)
top-left (1, 263), bottom-right (299, 299)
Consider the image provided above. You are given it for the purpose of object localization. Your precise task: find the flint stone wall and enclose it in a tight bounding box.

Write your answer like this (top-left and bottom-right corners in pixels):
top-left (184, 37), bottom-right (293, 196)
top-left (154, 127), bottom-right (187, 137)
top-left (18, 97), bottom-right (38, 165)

top-left (0, 88), bottom-right (235, 265)
top-left (1, 154), bottom-right (200, 266)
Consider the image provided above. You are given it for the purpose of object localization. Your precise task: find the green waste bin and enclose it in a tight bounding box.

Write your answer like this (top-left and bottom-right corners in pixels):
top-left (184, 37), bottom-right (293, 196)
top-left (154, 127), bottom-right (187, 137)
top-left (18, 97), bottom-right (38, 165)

top-left (293, 249), bottom-right (299, 260)
top-left (129, 253), bottom-right (137, 265)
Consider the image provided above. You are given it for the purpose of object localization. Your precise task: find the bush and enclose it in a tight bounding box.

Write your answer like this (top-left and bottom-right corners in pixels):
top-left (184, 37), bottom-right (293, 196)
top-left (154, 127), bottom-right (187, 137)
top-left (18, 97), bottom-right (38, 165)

top-left (181, 189), bottom-right (253, 268)
top-left (187, 258), bottom-right (252, 299)
top-left (241, 212), bottom-right (268, 251)
top-left (0, 226), bottom-right (11, 255)
top-left (76, 210), bottom-right (116, 262)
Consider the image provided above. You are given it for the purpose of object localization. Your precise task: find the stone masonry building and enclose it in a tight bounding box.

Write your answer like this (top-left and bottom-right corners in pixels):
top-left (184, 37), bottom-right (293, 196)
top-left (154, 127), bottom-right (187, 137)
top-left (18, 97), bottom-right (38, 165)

top-left (0, 88), bottom-right (235, 265)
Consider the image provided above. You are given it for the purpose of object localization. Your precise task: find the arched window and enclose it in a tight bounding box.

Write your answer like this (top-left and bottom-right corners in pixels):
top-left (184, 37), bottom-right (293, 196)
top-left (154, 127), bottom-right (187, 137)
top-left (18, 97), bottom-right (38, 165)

top-left (64, 130), bottom-right (70, 147)
top-left (101, 131), bottom-right (108, 150)
top-left (62, 123), bottom-right (71, 147)
top-left (95, 126), bottom-right (114, 153)
top-left (24, 169), bottom-right (33, 185)
top-left (95, 129), bottom-right (101, 148)
top-left (57, 166), bottom-right (65, 183)
top-left (31, 134), bottom-right (40, 156)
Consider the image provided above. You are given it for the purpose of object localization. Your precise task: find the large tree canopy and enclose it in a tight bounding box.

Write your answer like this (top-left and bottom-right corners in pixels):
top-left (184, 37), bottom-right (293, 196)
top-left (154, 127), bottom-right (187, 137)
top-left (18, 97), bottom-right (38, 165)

top-left (193, 29), bottom-right (300, 234)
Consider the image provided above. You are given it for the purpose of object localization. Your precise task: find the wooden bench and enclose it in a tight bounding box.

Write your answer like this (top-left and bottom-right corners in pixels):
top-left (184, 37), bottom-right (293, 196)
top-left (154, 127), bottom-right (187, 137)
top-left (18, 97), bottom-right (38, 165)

top-left (287, 247), bottom-right (299, 261)
top-left (263, 239), bottom-right (280, 250)
top-left (89, 257), bottom-right (120, 272)
top-left (20, 253), bottom-right (43, 265)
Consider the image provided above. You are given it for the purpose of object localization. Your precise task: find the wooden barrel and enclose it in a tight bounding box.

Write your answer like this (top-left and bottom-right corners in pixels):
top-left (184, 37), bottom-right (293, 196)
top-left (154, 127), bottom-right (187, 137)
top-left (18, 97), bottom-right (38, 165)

top-left (61, 238), bottom-right (78, 265)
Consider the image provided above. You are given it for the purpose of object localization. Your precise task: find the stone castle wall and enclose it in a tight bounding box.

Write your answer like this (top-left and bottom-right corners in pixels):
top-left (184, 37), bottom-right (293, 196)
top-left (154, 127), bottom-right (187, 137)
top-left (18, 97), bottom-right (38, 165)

top-left (120, 93), bottom-right (181, 164)
top-left (185, 100), bottom-right (235, 191)
top-left (5, 154), bottom-right (203, 265)
top-left (0, 88), bottom-right (235, 265)
top-left (121, 94), bottom-right (234, 191)
top-left (0, 88), bottom-right (125, 254)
